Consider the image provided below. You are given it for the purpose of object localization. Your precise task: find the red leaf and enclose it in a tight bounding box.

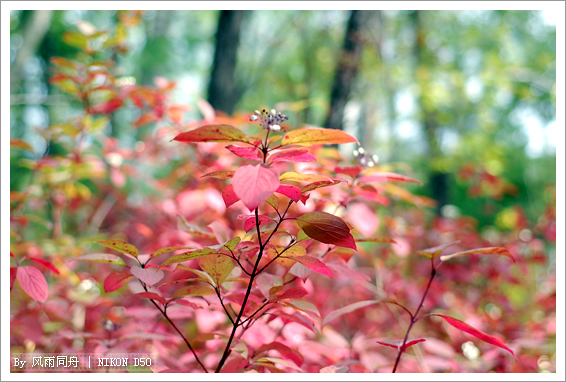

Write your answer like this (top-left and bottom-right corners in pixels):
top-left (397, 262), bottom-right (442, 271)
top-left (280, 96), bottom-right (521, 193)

top-left (10, 267), bottom-right (17, 290)
top-left (289, 256), bottom-right (333, 277)
top-left (275, 184), bottom-right (301, 202)
top-left (27, 257), bottom-right (60, 275)
top-left (222, 184), bottom-right (240, 208)
top-left (173, 125), bottom-right (248, 144)
top-left (439, 247), bottom-right (515, 263)
top-left (269, 148), bottom-right (317, 164)
top-left (103, 272), bottom-right (133, 293)
top-left (176, 299), bottom-right (201, 309)
top-left (226, 145), bottom-right (262, 161)
top-left (133, 113), bottom-right (156, 127)
top-left (16, 266), bottom-right (48, 302)
top-left (358, 172), bottom-right (423, 186)
top-left (376, 338), bottom-right (426, 352)
top-left (296, 212), bottom-right (357, 250)
top-left (135, 291), bottom-right (166, 306)
top-left (244, 215), bottom-right (273, 232)
top-left (232, 164), bottom-right (280, 211)
top-left (430, 314), bottom-right (517, 361)
top-left (130, 266), bottom-right (165, 287)
top-left (335, 166), bottom-right (362, 178)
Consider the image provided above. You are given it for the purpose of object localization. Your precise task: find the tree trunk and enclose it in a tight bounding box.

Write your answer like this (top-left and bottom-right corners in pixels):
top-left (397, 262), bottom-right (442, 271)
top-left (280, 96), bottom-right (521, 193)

top-left (411, 10), bottom-right (449, 215)
top-left (11, 10), bottom-right (54, 87)
top-left (324, 10), bottom-right (368, 131)
top-left (207, 10), bottom-right (246, 115)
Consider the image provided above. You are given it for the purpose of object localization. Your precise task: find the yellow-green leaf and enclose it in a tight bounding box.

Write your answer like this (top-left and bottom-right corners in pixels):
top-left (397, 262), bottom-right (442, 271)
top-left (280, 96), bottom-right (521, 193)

top-left (281, 127), bottom-right (359, 146)
top-left (96, 240), bottom-right (139, 258)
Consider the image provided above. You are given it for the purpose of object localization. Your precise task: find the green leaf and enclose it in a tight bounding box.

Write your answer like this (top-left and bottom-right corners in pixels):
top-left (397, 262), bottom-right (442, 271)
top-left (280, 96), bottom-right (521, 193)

top-left (198, 254), bottom-right (234, 286)
top-left (96, 240), bottom-right (139, 258)
top-left (301, 180), bottom-right (342, 193)
top-left (266, 194), bottom-right (279, 211)
top-left (75, 253), bottom-right (127, 266)
top-left (150, 246), bottom-right (196, 258)
top-left (223, 237), bottom-right (241, 251)
top-left (173, 125), bottom-right (248, 144)
top-left (281, 127), bottom-right (359, 146)
top-left (280, 172), bottom-right (331, 183)
top-left (160, 249), bottom-right (217, 266)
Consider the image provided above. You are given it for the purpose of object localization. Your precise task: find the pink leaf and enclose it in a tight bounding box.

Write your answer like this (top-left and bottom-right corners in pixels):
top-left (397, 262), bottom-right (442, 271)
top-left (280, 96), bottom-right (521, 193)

top-left (326, 262), bottom-right (371, 282)
top-left (358, 172), bottom-right (423, 186)
top-left (135, 291), bottom-right (166, 306)
top-left (256, 341), bottom-right (304, 366)
top-left (226, 145), bottom-right (262, 161)
top-left (269, 148), bottom-right (317, 164)
top-left (430, 314), bottom-right (517, 361)
top-left (27, 257), bottom-right (60, 275)
top-left (289, 256), bottom-right (333, 277)
top-left (130, 266), bottom-right (165, 287)
top-left (244, 215), bottom-right (273, 232)
top-left (176, 299), bottom-right (201, 310)
top-left (103, 272), bottom-right (133, 293)
top-left (201, 170), bottom-right (235, 179)
top-left (232, 164), bottom-right (280, 211)
top-left (322, 300), bottom-right (380, 327)
top-left (16, 266), bottom-right (48, 302)
top-left (376, 338), bottom-right (426, 352)
top-left (276, 287), bottom-right (310, 300)
top-left (222, 184), bottom-right (240, 208)
top-left (275, 184), bottom-right (301, 202)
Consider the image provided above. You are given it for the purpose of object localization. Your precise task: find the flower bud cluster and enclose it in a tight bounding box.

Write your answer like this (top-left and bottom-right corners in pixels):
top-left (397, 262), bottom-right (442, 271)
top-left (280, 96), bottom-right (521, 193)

top-left (353, 147), bottom-right (379, 167)
top-left (249, 108), bottom-right (288, 131)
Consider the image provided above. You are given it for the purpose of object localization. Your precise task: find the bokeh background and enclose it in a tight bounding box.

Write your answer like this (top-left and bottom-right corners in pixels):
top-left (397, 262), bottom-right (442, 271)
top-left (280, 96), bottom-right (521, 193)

top-left (10, 9), bottom-right (557, 230)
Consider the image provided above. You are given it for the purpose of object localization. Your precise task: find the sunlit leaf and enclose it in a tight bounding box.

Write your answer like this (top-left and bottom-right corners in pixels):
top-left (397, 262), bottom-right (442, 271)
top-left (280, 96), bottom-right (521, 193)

top-left (356, 238), bottom-right (397, 244)
top-left (280, 172), bottom-right (331, 183)
top-left (173, 125), bottom-right (248, 143)
top-left (301, 180), bottom-right (342, 193)
top-left (281, 127), bottom-right (359, 146)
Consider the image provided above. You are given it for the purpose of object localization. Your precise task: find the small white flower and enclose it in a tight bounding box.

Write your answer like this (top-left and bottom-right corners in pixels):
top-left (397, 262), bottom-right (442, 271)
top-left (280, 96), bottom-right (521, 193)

top-left (250, 115), bottom-right (259, 121)
top-left (270, 124), bottom-right (281, 131)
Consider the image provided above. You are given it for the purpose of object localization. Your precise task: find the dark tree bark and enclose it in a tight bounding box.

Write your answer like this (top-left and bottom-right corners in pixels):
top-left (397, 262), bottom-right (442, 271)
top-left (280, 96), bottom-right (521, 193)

top-left (324, 10), bottom-right (369, 131)
top-left (207, 10), bottom-right (246, 115)
top-left (411, 10), bottom-right (449, 215)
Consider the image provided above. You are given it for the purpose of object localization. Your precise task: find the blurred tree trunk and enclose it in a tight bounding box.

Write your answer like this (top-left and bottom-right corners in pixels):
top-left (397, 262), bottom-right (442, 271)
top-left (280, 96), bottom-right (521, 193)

top-left (207, 10), bottom-right (246, 115)
top-left (411, 10), bottom-right (449, 215)
top-left (11, 10), bottom-right (54, 87)
top-left (324, 10), bottom-right (369, 131)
